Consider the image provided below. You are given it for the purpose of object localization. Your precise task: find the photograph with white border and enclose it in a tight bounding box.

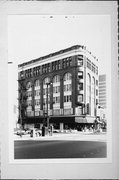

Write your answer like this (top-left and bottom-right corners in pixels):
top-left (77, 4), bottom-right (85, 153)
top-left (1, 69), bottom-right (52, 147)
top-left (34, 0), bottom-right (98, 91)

top-left (8, 14), bottom-right (111, 162)
top-left (1, 1), bottom-right (118, 179)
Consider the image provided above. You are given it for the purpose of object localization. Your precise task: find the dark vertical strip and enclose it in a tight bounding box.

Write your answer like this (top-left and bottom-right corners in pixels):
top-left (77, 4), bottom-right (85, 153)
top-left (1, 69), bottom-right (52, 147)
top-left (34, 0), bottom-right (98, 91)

top-left (117, 1), bottom-right (119, 79)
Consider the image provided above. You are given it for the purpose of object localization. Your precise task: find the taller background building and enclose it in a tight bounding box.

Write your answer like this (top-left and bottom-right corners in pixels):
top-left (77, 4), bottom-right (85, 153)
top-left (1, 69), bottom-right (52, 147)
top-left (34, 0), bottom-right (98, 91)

top-left (98, 74), bottom-right (107, 121)
top-left (99, 74), bottom-right (106, 109)
top-left (18, 45), bottom-right (99, 131)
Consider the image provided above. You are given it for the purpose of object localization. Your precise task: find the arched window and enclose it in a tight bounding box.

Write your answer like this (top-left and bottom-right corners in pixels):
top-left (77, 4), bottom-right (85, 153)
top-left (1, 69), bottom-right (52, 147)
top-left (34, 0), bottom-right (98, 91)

top-left (43, 77), bottom-right (50, 85)
top-left (63, 73), bottom-right (72, 115)
top-left (63, 72), bottom-right (72, 81)
top-left (34, 79), bottom-right (40, 87)
top-left (53, 75), bottom-right (60, 94)
top-left (43, 77), bottom-right (51, 114)
top-left (53, 75), bottom-right (60, 83)
top-left (53, 75), bottom-right (60, 115)
top-left (26, 81), bottom-right (32, 89)
top-left (34, 79), bottom-right (41, 116)
top-left (26, 81), bottom-right (32, 116)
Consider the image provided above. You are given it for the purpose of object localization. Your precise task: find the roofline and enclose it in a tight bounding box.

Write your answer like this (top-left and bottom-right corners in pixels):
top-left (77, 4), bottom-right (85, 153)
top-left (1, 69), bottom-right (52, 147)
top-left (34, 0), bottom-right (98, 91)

top-left (18, 45), bottom-right (85, 68)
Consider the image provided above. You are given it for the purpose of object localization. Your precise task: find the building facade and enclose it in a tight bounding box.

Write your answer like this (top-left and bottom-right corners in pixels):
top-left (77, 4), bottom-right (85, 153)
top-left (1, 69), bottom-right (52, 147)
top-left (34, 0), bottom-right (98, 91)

top-left (18, 45), bottom-right (99, 130)
top-left (98, 74), bottom-right (107, 121)
top-left (99, 74), bottom-right (106, 109)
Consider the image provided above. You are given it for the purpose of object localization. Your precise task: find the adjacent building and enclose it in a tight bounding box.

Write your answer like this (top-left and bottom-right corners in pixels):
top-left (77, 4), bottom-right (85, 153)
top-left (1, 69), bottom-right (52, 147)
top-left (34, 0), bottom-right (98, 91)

top-left (18, 45), bottom-right (99, 130)
top-left (99, 74), bottom-right (106, 109)
top-left (98, 74), bottom-right (107, 120)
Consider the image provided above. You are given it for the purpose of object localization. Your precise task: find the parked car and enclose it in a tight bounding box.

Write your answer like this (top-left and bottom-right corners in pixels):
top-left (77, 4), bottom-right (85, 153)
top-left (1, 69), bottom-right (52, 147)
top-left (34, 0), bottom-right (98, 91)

top-left (16, 129), bottom-right (27, 136)
top-left (53, 129), bottom-right (59, 133)
top-left (35, 128), bottom-right (42, 136)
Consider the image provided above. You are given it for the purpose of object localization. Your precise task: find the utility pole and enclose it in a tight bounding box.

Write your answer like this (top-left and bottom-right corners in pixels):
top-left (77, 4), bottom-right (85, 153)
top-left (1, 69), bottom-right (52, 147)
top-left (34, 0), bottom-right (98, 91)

top-left (46, 82), bottom-right (52, 129)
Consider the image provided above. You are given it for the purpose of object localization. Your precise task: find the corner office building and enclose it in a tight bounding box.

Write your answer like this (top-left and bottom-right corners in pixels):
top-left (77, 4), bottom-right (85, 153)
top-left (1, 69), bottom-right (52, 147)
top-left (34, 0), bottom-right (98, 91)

top-left (18, 45), bottom-right (99, 130)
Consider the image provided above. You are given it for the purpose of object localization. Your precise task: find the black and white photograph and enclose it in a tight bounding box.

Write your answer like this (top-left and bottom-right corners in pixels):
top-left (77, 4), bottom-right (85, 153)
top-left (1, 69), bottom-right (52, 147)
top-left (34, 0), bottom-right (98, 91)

top-left (8, 14), bottom-right (111, 161)
top-left (0, 1), bottom-right (118, 179)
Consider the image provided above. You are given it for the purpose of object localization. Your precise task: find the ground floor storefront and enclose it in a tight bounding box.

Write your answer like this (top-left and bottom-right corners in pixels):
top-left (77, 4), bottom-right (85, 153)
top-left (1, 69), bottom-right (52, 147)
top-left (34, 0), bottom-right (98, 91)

top-left (21, 115), bottom-right (96, 132)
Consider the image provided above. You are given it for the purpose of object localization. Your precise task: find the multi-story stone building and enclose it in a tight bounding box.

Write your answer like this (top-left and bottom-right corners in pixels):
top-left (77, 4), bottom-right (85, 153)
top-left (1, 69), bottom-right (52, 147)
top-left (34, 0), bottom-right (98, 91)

top-left (18, 45), bottom-right (99, 130)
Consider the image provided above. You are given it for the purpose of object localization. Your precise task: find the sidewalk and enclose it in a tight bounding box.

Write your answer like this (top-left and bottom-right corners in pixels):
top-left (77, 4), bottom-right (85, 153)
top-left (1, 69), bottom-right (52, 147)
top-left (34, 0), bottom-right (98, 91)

top-left (14, 131), bottom-right (107, 142)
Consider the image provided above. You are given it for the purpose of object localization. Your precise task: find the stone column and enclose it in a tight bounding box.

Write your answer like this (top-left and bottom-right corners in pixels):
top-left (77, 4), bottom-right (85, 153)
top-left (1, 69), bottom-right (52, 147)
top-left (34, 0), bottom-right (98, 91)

top-left (60, 123), bottom-right (64, 132)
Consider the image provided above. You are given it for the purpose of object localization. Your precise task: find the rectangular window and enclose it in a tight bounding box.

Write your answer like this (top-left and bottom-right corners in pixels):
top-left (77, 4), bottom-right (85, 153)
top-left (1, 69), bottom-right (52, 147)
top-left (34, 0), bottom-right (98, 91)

top-left (52, 62), bottom-right (55, 71)
top-left (43, 89), bottom-right (46, 95)
top-left (62, 59), bottom-right (66, 68)
top-left (69, 57), bottom-right (72, 66)
top-left (77, 55), bottom-right (83, 66)
top-left (58, 60), bottom-right (61, 69)
top-left (64, 96), bottom-right (66, 102)
top-left (27, 91), bottom-right (32, 97)
top-left (27, 100), bottom-right (32, 107)
top-left (78, 95), bottom-right (83, 102)
top-left (96, 89), bottom-right (98, 96)
top-left (96, 66), bottom-right (98, 75)
top-left (78, 71), bottom-right (83, 79)
top-left (68, 95), bottom-right (71, 102)
top-left (92, 63), bottom-right (95, 73)
top-left (42, 65), bottom-right (45, 73)
top-left (35, 111), bottom-right (39, 116)
top-left (87, 59), bottom-right (91, 70)
top-left (43, 98), bottom-right (46, 104)
top-left (77, 83), bottom-right (83, 90)
top-left (77, 59), bottom-right (83, 66)
top-left (35, 99), bottom-right (40, 106)
top-left (53, 96), bottom-right (60, 104)
top-left (48, 63), bottom-right (50, 72)
top-left (35, 66), bottom-right (40, 75)
top-left (55, 62), bottom-right (58, 70)
top-left (96, 80), bottom-right (98, 86)
top-left (64, 84), bottom-right (71, 91)
top-left (35, 90), bottom-right (40, 96)
top-left (66, 59), bottom-right (69, 66)
top-left (64, 95), bottom-right (71, 102)
top-left (53, 86), bottom-right (60, 93)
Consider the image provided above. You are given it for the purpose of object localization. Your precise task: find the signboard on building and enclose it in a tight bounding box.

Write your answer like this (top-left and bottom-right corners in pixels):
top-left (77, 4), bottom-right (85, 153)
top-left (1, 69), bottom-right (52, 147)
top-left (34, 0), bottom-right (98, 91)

top-left (75, 117), bottom-right (87, 123)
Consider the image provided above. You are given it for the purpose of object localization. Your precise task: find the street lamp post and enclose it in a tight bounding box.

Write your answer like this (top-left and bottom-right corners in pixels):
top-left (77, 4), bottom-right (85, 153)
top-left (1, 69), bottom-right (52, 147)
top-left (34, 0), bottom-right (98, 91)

top-left (46, 82), bottom-right (52, 129)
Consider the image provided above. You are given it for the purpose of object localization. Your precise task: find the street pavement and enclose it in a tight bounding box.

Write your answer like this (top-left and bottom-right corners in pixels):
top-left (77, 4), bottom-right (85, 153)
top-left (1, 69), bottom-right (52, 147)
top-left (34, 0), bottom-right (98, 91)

top-left (14, 131), bottom-right (107, 159)
top-left (14, 131), bottom-right (107, 142)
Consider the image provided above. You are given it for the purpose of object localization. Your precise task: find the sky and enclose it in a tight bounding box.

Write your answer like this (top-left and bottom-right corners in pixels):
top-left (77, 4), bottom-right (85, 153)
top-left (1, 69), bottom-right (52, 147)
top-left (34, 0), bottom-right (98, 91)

top-left (8, 15), bottom-right (111, 75)
top-left (8, 15), bottom-right (111, 124)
